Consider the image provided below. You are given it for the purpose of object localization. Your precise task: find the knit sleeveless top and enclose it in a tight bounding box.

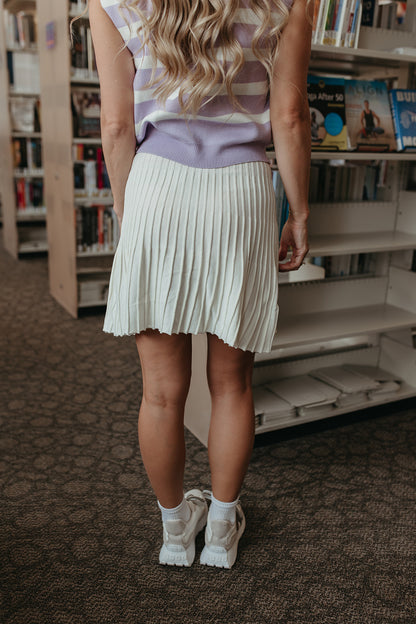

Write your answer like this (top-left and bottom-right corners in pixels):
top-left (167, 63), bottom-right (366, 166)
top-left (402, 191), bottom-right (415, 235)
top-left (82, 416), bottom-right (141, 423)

top-left (100, 0), bottom-right (293, 168)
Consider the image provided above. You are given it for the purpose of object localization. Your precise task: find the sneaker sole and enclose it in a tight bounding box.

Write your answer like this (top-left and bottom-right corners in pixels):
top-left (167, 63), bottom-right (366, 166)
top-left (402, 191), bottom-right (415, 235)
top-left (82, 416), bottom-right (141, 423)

top-left (159, 512), bottom-right (207, 567)
top-left (200, 515), bottom-right (246, 569)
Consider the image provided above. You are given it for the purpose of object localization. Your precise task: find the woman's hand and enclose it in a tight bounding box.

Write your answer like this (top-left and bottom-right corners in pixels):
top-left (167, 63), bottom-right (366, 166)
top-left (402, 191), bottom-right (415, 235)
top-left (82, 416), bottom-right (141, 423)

top-left (278, 214), bottom-right (309, 272)
top-left (113, 204), bottom-right (123, 231)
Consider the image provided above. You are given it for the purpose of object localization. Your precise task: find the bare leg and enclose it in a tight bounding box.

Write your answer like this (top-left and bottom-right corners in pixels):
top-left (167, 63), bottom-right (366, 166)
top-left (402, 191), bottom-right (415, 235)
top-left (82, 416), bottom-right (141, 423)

top-left (135, 329), bottom-right (192, 509)
top-left (206, 333), bottom-right (255, 502)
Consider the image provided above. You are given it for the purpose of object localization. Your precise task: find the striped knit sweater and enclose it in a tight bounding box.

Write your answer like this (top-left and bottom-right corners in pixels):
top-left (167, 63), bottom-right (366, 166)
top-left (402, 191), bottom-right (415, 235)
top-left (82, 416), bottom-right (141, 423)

top-left (100, 0), bottom-right (293, 168)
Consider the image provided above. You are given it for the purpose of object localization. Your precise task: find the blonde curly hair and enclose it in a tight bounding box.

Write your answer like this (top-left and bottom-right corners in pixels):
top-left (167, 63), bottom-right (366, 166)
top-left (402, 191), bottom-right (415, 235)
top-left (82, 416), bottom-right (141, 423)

top-left (73, 0), bottom-right (292, 116)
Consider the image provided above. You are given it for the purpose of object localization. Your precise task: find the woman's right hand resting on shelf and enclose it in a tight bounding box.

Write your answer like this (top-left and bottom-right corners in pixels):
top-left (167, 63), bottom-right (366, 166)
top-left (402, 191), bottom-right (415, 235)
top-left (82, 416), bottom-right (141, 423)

top-left (278, 214), bottom-right (309, 272)
top-left (269, 0), bottom-right (313, 273)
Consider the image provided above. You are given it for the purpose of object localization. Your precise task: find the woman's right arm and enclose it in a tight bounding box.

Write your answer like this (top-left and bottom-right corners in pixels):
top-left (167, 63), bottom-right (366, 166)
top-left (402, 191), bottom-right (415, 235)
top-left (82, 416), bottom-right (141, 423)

top-left (270, 0), bottom-right (313, 272)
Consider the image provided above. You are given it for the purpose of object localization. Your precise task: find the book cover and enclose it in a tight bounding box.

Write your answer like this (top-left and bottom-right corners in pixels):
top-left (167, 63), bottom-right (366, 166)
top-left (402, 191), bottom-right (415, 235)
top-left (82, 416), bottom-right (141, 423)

top-left (389, 89), bottom-right (416, 151)
top-left (307, 76), bottom-right (348, 150)
top-left (71, 91), bottom-right (101, 138)
top-left (344, 80), bottom-right (396, 151)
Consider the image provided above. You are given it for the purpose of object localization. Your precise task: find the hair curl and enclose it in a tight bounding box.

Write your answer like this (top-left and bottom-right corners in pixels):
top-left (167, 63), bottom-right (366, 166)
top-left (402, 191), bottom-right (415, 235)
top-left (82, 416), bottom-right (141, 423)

top-left (117, 0), bottom-right (291, 116)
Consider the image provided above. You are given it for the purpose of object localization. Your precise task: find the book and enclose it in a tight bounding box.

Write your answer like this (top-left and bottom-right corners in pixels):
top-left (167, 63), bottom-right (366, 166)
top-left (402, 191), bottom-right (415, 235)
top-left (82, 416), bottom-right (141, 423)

top-left (389, 89), bottom-right (416, 151)
top-left (344, 80), bottom-right (396, 151)
top-left (71, 91), bottom-right (101, 138)
top-left (307, 76), bottom-right (348, 151)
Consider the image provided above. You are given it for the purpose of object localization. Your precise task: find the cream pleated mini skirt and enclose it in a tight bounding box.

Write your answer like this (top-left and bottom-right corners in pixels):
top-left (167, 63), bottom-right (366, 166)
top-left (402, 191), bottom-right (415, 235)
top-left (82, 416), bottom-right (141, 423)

top-left (103, 152), bottom-right (279, 353)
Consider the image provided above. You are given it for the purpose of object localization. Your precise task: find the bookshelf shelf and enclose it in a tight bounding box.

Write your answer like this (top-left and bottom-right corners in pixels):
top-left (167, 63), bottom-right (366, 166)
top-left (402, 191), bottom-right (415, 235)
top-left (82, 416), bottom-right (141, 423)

top-left (16, 207), bottom-right (46, 221)
top-left (18, 240), bottom-right (48, 253)
top-left (254, 381), bottom-right (416, 435)
top-left (309, 231), bottom-right (416, 256)
top-left (8, 88), bottom-right (40, 97)
top-left (74, 196), bottom-right (113, 206)
top-left (7, 44), bottom-right (37, 52)
top-left (311, 151), bottom-right (416, 161)
top-left (267, 149), bottom-right (416, 162)
top-left (0, 0), bottom-right (47, 258)
top-left (76, 250), bottom-right (115, 258)
top-left (73, 137), bottom-right (102, 145)
top-left (13, 169), bottom-right (44, 177)
top-left (11, 131), bottom-right (41, 138)
top-left (311, 43), bottom-right (416, 66)
top-left (273, 303), bottom-right (416, 351)
top-left (78, 299), bottom-right (107, 308)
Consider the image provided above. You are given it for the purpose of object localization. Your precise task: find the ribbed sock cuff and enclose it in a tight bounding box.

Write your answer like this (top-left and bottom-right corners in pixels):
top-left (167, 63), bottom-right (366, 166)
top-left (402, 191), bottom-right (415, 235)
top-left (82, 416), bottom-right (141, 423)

top-left (209, 493), bottom-right (239, 523)
top-left (158, 495), bottom-right (191, 523)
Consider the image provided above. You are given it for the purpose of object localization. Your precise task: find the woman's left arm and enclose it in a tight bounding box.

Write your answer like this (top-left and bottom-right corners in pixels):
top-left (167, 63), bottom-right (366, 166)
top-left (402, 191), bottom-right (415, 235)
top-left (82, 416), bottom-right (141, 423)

top-left (89, 0), bottom-right (137, 227)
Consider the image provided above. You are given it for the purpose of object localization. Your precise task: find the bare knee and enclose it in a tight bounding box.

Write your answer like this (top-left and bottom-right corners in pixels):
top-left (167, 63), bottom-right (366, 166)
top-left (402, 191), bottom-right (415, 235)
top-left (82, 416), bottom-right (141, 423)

top-left (206, 334), bottom-right (254, 398)
top-left (136, 329), bottom-right (192, 410)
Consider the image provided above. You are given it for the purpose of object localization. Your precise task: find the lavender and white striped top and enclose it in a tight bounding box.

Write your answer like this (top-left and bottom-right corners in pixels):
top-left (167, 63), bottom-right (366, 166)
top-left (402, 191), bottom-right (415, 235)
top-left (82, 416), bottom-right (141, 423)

top-left (100, 0), bottom-right (293, 168)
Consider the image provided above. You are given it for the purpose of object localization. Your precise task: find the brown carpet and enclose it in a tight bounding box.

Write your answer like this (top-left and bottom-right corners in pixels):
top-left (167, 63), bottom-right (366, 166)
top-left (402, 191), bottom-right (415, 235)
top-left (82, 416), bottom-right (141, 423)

top-left (1, 240), bottom-right (416, 624)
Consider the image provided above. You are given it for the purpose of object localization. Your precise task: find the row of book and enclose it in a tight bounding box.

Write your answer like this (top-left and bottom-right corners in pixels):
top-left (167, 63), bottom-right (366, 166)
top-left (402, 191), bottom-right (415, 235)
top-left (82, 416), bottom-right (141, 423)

top-left (7, 50), bottom-right (40, 94)
top-left (311, 253), bottom-right (377, 277)
top-left (312, 0), bottom-right (363, 47)
top-left (9, 97), bottom-right (41, 133)
top-left (309, 161), bottom-right (387, 202)
top-left (73, 151), bottom-right (111, 195)
top-left (15, 178), bottom-right (44, 210)
top-left (71, 18), bottom-right (98, 80)
top-left (253, 364), bottom-right (402, 427)
top-left (76, 206), bottom-right (120, 253)
top-left (3, 9), bottom-right (37, 49)
top-left (12, 138), bottom-right (42, 170)
top-left (361, 0), bottom-right (409, 29)
top-left (308, 77), bottom-right (416, 152)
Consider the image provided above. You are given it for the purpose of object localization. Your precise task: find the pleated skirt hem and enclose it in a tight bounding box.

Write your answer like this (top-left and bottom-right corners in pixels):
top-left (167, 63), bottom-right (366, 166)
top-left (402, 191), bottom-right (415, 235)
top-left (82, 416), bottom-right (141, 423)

top-left (102, 306), bottom-right (279, 354)
top-left (102, 153), bottom-right (280, 354)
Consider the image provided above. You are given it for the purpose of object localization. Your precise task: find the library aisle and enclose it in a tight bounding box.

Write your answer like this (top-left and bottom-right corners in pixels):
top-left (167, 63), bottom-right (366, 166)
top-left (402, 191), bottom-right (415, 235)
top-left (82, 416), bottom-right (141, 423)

top-left (1, 237), bottom-right (416, 623)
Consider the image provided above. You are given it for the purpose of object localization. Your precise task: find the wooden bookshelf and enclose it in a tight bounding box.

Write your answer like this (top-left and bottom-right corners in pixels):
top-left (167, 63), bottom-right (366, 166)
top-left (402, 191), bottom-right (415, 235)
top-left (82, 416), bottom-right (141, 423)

top-left (0, 0), bottom-right (47, 257)
top-left (36, 0), bottom-right (116, 316)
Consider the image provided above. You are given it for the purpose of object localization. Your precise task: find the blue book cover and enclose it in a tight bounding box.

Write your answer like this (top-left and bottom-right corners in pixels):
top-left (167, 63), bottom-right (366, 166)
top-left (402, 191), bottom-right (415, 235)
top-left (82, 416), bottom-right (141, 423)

top-left (389, 90), bottom-right (416, 151)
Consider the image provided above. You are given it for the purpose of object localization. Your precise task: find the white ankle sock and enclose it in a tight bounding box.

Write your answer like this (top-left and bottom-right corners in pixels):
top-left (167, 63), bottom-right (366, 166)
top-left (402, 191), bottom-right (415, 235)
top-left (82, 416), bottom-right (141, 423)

top-left (158, 495), bottom-right (191, 523)
top-left (209, 493), bottom-right (238, 524)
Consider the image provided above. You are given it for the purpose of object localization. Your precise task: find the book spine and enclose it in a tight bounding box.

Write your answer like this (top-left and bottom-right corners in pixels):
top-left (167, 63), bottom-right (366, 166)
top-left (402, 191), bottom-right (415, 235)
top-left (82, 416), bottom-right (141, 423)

top-left (389, 91), bottom-right (402, 151)
top-left (97, 205), bottom-right (105, 249)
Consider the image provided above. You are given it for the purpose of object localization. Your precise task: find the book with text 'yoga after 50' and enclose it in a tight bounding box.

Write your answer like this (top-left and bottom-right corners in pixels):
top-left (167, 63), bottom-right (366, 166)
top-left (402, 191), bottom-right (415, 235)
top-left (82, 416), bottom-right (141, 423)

top-left (307, 76), bottom-right (348, 151)
top-left (389, 89), bottom-right (416, 151)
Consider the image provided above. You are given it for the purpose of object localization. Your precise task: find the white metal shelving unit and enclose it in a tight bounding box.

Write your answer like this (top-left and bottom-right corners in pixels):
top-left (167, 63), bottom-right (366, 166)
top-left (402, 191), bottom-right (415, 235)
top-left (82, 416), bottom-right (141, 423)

top-left (185, 28), bottom-right (416, 446)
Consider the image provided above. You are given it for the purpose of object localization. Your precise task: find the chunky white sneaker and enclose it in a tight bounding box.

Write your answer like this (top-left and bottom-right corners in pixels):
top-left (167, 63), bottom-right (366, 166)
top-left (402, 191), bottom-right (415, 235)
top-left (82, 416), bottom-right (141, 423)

top-left (159, 489), bottom-right (208, 567)
top-left (200, 492), bottom-right (246, 569)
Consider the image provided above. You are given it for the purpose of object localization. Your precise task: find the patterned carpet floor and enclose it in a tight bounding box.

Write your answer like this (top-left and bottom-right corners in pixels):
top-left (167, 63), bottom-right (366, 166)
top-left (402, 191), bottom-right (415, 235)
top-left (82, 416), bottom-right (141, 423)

top-left (1, 242), bottom-right (416, 624)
